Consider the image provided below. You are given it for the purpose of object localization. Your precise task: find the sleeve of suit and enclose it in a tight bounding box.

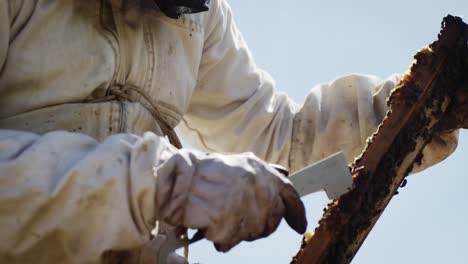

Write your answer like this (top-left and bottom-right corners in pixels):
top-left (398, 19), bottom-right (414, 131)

top-left (0, 130), bottom-right (177, 262)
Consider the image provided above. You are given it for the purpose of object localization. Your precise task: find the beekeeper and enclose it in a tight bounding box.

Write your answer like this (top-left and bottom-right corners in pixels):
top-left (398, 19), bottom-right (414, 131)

top-left (0, 0), bottom-right (462, 263)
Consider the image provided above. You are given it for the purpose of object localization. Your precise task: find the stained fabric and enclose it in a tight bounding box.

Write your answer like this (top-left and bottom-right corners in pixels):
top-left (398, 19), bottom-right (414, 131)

top-left (155, 0), bottom-right (210, 19)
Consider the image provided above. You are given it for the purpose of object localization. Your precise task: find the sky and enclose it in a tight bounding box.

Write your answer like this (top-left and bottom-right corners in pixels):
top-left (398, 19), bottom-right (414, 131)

top-left (186, 1), bottom-right (468, 263)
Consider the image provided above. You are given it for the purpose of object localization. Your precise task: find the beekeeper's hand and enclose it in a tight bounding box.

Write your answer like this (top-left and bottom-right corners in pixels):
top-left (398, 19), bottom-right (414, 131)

top-left (154, 150), bottom-right (307, 252)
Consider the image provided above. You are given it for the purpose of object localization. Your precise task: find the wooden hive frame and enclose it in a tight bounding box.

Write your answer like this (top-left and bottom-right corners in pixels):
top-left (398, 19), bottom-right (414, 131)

top-left (292, 15), bottom-right (468, 264)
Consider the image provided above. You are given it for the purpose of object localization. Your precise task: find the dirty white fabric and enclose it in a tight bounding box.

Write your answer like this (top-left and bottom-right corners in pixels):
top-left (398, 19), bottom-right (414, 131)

top-left (0, 0), bottom-right (459, 263)
top-left (0, 131), bottom-right (175, 263)
top-left (155, 150), bottom-right (305, 252)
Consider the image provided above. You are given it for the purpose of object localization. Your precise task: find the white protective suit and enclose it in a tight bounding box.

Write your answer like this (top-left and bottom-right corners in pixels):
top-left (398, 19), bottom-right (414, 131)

top-left (0, 0), bottom-right (459, 263)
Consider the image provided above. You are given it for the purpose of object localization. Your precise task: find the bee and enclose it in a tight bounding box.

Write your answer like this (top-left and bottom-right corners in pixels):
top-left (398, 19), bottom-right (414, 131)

top-left (400, 179), bottom-right (408, 188)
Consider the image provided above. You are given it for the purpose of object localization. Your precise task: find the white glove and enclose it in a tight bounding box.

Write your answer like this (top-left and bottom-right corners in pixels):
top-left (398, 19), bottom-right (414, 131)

top-left (154, 150), bottom-right (307, 252)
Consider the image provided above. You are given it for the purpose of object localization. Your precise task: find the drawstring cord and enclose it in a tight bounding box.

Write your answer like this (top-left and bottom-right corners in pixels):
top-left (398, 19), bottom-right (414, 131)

top-left (89, 84), bottom-right (182, 149)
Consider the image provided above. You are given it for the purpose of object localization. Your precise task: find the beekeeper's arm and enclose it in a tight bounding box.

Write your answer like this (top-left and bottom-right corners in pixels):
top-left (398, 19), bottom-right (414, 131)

top-left (0, 131), bottom-right (163, 262)
top-left (178, 0), bottom-right (458, 172)
top-left (0, 130), bottom-right (306, 262)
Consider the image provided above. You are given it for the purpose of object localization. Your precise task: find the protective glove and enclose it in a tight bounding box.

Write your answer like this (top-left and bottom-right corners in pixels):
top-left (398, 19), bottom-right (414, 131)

top-left (154, 150), bottom-right (307, 252)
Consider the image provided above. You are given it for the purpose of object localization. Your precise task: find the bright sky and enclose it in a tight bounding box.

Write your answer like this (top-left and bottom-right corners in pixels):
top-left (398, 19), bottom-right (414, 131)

top-left (188, 1), bottom-right (468, 263)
